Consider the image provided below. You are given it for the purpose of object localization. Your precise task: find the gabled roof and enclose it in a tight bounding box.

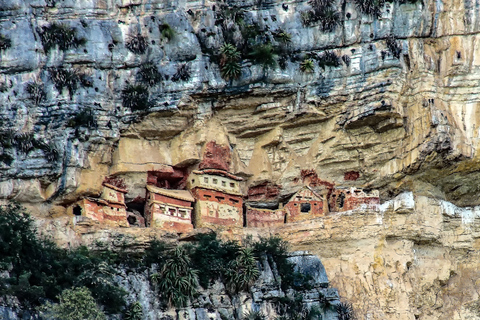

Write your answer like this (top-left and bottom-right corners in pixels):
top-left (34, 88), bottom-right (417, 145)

top-left (146, 185), bottom-right (195, 202)
top-left (288, 186), bottom-right (326, 202)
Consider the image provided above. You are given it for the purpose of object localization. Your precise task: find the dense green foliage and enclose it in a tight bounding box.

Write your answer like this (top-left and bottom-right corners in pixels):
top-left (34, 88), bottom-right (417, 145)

top-left (159, 23), bottom-right (175, 41)
top-left (249, 44), bottom-right (276, 69)
top-left (68, 108), bottom-right (97, 129)
top-left (300, 59), bottom-right (315, 73)
top-left (303, 0), bottom-right (341, 32)
top-left (224, 248), bottom-right (260, 293)
top-left (123, 301), bottom-right (143, 320)
top-left (42, 287), bottom-right (106, 320)
top-left (139, 63), bottom-right (163, 86)
top-left (0, 203), bottom-right (126, 313)
top-left (49, 67), bottom-right (82, 98)
top-left (25, 81), bottom-right (46, 105)
top-left (275, 294), bottom-right (322, 320)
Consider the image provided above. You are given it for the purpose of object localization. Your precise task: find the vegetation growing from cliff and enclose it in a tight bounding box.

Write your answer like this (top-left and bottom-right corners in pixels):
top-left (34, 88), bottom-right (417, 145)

top-left (39, 23), bottom-right (86, 53)
top-left (42, 287), bottom-right (106, 320)
top-left (220, 43), bottom-right (242, 80)
top-left (249, 44), bottom-right (276, 69)
top-left (0, 203), bottom-right (126, 313)
top-left (172, 63), bottom-right (192, 82)
top-left (49, 67), bottom-right (83, 98)
top-left (0, 34), bottom-right (12, 50)
top-left (302, 0), bottom-right (341, 32)
top-left (126, 34), bottom-right (149, 54)
top-left (151, 246), bottom-right (199, 308)
top-left (159, 23), bottom-right (175, 41)
top-left (138, 63), bottom-right (163, 86)
top-left (275, 294), bottom-right (322, 320)
top-left (122, 84), bottom-right (150, 111)
top-left (25, 81), bottom-right (46, 105)
top-left (386, 34), bottom-right (402, 59)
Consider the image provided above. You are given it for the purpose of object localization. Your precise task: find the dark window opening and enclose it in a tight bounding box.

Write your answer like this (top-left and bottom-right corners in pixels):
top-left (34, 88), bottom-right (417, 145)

top-left (230, 198), bottom-right (239, 204)
top-left (73, 205), bottom-right (82, 216)
top-left (215, 196), bottom-right (225, 202)
top-left (301, 203), bottom-right (311, 213)
top-left (127, 216), bottom-right (136, 225)
top-left (337, 193), bottom-right (345, 208)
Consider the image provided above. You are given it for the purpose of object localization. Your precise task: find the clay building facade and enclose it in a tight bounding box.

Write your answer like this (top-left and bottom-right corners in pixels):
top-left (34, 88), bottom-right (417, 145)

top-left (284, 186), bottom-right (329, 223)
top-left (144, 185), bottom-right (194, 233)
top-left (187, 169), bottom-right (243, 228)
top-left (329, 187), bottom-right (380, 212)
top-left (245, 205), bottom-right (285, 228)
top-left (68, 183), bottom-right (129, 227)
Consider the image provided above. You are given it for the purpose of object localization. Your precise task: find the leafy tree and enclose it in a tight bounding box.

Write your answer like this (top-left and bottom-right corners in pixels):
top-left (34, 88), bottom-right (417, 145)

top-left (43, 287), bottom-right (106, 320)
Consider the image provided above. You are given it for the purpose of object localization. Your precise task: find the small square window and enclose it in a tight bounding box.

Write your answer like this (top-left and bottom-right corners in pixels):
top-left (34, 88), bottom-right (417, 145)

top-left (222, 181), bottom-right (226, 187)
top-left (301, 203), bottom-right (311, 213)
top-left (204, 177), bottom-right (208, 183)
top-left (213, 178), bottom-right (218, 184)
top-left (230, 183), bottom-right (235, 188)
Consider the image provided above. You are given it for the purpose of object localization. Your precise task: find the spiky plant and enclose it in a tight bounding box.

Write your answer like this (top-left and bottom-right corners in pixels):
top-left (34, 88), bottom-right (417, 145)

top-left (0, 35), bottom-right (12, 50)
top-left (225, 248), bottom-right (259, 293)
top-left (50, 67), bottom-right (82, 98)
top-left (68, 108), bottom-right (97, 129)
top-left (126, 34), bottom-right (148, 54)
top-left (171, 63), bottom-right (191, 82)
top-left (122, 84), bottom-right (150, 111)
top-left (274, 30), bottom-right (292, 44)
top-left (337, 302), bottom-right (355, 320)
top-left (139, 63), bottom-right (163, 86)
top-left (150, 246), bottom-right (199, 308)
top-left (386, 34), bottom-right (402, 59)
top-left (220, 43), bottom-right (242, 80)
top-left (159, 23), bottom-right (175, 41)
top-left (40, 23), bottom-right (85, 53)
top-left (25, 81), bottom-right (46, 105)
top-left (354, 0), bottom-right (385, 18)
top-left (124, 301), bottom-right (143, 320)
top-left (249, 44), bottom-right (276, 69)
top-left (316, 50), bottom-right (341, 69)
top-left (243, 310), bottom-right (266, 320)
top-left (300, 59), bottom-right (315, 73)
top-left (303, 0), bottom-right (341, 31)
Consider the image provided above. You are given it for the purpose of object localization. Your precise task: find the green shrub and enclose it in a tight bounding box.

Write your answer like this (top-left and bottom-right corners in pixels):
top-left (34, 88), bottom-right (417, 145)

top-left (160, 23), bottom-right (175, 41)
top-left (220, 43), bottom-right (242, 80)
top-left (249, 44), bottom-right (276, 69)
top-left (124, 301), bottom-right (143, 320)
top-left (354, 0), bottom-right (385, 18)
top-left (0, 34), bottom-right (12, 50)
top-left (300, 59), bottom-right (315, 73)
top-left (0, 204), bottom-right (126, 312)
top-left (42, 287), bottom-right (106, 320)
top-left (151, 246), bottom-right (199, 308)
top-left (275, 294), bottom-right (321, 320)
top-left (50, 67), bottom-right (82, 98)
top-left (225, 248), bottom-right (259, 293)
top-left (172, 63), bottom-right (191, 82)
top-left (139, 62), bottom-right (163, 86)
top-left (122, 84), bottom-right (150, 111)
top-left (26, 81), bottom-right (46, 105)
top-left (126, 34), bottom-right (149, 54)
top-left (40, 23), bottom-right (86, 53)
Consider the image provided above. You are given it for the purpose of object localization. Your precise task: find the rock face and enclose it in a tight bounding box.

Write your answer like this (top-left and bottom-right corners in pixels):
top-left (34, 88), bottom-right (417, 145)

top-left (2, 0), bottom-right (480, 319)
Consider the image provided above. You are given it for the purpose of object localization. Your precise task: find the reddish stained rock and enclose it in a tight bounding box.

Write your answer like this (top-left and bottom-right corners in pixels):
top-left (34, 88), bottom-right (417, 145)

top-left (329, 187), bottom-right (379, 212)
top-left (344, 171), bottom-right (360, 181)
top-left (199, 141), bottom-right (231, 172)
top-left (300, 169), bottom-right (335, 194)
top-left (103, 176), bottom-right (127, 190)
top-left (246, 206), bottom-right (285, 227)
top-left (247, 182), bottom-right (281, 201)
top-left (147, 167), bottom-right (188, 189)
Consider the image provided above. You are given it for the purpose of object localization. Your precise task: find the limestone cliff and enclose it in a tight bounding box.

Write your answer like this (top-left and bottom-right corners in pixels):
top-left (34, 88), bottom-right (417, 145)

top-left (1, 0), bottom-right (480, 318)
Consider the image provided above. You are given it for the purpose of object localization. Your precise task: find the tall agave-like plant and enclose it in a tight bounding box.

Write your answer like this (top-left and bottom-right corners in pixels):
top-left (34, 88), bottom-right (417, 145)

top-left (300, 59), bottom-right (315, 73)
top-left (225, 248), bottom-right (259, 293)
top-left (150, 246), bottom-right (199, 308)
top-left (220, 43), bottom-right (242, 80)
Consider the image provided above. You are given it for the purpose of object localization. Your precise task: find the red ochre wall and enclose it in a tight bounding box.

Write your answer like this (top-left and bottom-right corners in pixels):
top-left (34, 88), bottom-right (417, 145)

top-left (82, 199), bottom-right (127, 223)
top-left (144, 193), bottom-right (194, 232)
top-left (150, 193), bottom-right (192, 208)
top-left (329, 191), bottom-right (380, 212)
top-left (191, 188), bottom-right (243, 227)
top-left (284, 200), bottom-right (325, 223)
top-left (245, 207), bottom-right (285, 227)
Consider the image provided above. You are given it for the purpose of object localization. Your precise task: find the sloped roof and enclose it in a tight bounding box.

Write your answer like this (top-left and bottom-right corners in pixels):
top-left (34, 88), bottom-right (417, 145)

top-left (288, 186), bottom-right (325, 202)
top-left (146, 185), bottom-right (195, 202)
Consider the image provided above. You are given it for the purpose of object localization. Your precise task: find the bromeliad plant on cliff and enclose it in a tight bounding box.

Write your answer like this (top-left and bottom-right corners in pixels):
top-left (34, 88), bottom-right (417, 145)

top-left (39, 23), bottom-right (86, 53)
